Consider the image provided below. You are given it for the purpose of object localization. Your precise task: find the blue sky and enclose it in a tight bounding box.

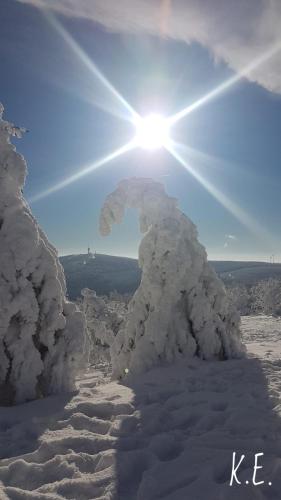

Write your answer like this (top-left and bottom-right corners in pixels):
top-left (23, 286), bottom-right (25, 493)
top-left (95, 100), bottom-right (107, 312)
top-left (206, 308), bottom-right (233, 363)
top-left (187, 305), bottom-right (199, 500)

top-left (1, 0), bottom-right (281, 261)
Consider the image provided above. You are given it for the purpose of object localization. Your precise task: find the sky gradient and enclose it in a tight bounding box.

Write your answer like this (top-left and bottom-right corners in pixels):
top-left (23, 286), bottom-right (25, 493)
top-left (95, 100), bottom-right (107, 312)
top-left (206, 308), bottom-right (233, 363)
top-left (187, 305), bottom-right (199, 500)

top-left (1, 0), bottom-right (281, 261)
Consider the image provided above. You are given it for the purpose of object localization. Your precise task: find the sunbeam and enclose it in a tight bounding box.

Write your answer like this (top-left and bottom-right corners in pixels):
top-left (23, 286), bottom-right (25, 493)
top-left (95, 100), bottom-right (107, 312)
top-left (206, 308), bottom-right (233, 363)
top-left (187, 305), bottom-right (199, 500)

top-left (178, 143), bottom-right (269, 185)
top-left (169, 41), bottom-right (281, 125)
top-left (166, 141), bottom-right (276, 246)
top-left (39, 4), bottom-right (139, 123)
top-left (29, 140), bottom-right (136, 204)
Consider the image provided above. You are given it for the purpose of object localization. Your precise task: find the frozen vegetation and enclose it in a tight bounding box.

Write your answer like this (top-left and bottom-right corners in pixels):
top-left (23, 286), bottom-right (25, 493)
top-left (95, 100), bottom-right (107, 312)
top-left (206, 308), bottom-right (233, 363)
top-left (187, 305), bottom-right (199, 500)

top-left (81, 288), bottom-right (126, 364)
top-left (0, 104), bottom-right (87, 405)
top-left (226, 279), bottom-right (281, 317)
top-left (100, 178), bottom-right (244, 377)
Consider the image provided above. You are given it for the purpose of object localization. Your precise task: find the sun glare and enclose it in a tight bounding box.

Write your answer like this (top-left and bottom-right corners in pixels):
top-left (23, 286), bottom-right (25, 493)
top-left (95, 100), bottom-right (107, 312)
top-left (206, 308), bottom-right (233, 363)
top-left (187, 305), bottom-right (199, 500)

top-left (134, 114), bottom-right (170, 150)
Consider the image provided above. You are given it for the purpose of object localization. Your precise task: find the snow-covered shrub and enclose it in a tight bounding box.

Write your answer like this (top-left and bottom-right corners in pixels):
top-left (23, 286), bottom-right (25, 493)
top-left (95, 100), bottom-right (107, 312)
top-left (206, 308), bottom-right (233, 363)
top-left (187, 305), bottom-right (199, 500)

top-left (100, 178), bottom-right (244, 378)
top-left (226, 285), bottom-right (252, 315)
top-left (226, 280), bottom-right (281, 317)
top-left (81, 288), bottom-right (125, 364)
top-left (0, 104), bottom-right (87, 405)
top-left (251, 279), bottom-right (281, 316)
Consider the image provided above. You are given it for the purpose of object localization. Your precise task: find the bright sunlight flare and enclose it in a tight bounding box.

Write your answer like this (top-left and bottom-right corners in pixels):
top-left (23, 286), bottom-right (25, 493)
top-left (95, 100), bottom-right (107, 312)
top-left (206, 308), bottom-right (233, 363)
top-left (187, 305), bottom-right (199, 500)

top-left (134, 114), bottom-right (171, 150)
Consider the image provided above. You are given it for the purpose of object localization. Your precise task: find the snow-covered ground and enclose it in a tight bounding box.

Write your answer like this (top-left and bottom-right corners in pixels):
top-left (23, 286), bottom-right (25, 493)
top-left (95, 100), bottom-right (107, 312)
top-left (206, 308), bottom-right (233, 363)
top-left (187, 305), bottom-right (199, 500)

top-left (242, 315), bottom-right (281, 361)
top-left (1, 316), bottom-right (281, 500)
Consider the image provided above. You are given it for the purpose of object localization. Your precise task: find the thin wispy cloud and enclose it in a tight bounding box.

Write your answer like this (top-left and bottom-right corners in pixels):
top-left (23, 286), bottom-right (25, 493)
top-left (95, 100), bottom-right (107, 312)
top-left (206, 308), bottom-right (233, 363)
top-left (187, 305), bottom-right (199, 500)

top-left (17, 0), bottom-right (281, 94)
top-left (224, 234), bottom-right (238, 248)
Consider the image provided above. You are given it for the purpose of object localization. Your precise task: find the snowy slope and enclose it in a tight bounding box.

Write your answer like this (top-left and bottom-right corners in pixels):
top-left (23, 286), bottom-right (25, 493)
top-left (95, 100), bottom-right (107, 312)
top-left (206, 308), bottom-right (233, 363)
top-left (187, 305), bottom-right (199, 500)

top-left (1, 317), bottom-right (281, 499)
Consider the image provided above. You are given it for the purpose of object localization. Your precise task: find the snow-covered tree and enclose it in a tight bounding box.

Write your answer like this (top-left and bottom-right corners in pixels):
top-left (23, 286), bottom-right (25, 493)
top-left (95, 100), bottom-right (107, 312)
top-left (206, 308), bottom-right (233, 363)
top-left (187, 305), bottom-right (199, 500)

top-left (100, 178), bottom-right (244, 378)
top-left (226, 284), bottom-right (252, 315)
top-left (251, 279), bottom-right (281, 316)
top-left (81, 288), bottom-right (125, 364)
top-left (0, 104), bottom-right (87, 405)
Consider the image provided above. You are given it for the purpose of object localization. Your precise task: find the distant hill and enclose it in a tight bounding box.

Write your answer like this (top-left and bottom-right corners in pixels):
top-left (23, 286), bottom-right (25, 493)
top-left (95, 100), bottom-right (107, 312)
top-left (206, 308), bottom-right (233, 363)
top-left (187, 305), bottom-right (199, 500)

top-left (214, 261), bottom-right (281, 286)
top-left (60, 253), bottom-right (141, 300)
top-left (60, 253), bottom-right (281, 300)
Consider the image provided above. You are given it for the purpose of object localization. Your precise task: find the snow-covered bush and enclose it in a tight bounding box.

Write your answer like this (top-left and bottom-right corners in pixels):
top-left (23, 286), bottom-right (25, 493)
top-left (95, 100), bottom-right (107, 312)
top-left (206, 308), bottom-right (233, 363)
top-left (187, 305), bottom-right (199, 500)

top-left (251, 279), bottom-right (281, 316)
top-left (226, 280), bottom-right (281, 317)
top-left (81, 288), bottom-right (126, 364)
top-left (0, 104), bottom-right (87, 405)
top-left (100, 178), bottom-right (244, 378)
top-left (226, 285), bottom-right (252, 315)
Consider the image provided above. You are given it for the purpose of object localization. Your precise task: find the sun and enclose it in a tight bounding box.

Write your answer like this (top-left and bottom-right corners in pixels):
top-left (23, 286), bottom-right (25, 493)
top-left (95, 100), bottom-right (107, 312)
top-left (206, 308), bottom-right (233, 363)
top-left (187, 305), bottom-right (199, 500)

top-left (134, 113), bottom-right (170, 150)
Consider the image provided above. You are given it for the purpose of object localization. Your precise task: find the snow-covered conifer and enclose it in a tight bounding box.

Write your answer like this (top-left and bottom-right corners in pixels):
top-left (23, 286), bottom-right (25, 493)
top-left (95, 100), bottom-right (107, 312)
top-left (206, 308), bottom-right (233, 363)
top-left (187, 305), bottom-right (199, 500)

top-left (251, 279), bottom-right (281, 316)
top-left (81, 288), bottom-right (124, 363)
top-left (0, 104), bottom-right (87, 404)
top-left (100, 178), bottom-right (245, 377)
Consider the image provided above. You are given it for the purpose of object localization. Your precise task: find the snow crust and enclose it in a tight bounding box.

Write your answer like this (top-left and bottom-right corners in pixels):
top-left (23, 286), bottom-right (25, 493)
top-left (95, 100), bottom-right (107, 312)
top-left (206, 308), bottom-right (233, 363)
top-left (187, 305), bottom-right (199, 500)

top-left (100, 178), bottom-right (244, 377)
top-left (0, 105), bottom-right (87, 405)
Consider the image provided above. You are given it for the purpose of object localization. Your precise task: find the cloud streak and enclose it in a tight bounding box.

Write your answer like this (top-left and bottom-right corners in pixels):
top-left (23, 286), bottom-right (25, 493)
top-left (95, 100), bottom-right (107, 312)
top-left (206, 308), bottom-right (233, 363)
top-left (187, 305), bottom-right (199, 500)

top-left (17, 0), bottom-right (281, 94)
top-left (224, 234), bottom-right (237, 248)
